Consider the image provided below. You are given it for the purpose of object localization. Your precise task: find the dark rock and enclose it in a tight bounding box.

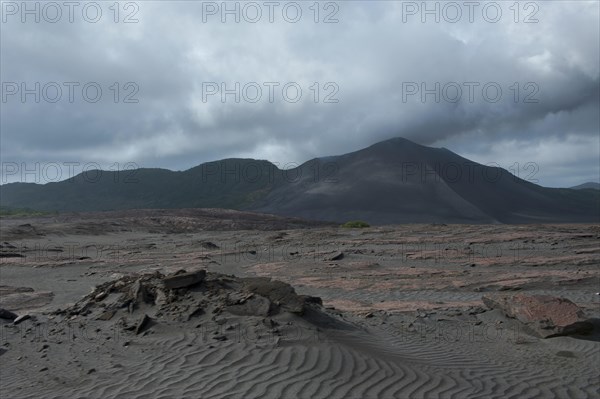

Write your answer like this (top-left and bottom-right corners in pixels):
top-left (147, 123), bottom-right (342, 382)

top-left (0, 308), bottom-right (18, 320)
top-left (498, 285), bottom-right (522, 291)
top-left (327, 252), bottom-right (344, 261)
top-left (227, 295), bottom-right (271, 317)
top-left (482, 294), bottom-right (593, 338)
top-left (556, 351), bottom-right (577, 358)
top-left (134, 314), bottom-right (152, 335)
top-left (186, 306), bottom-right (204, 321)
top-left (163, 270), bottom-right (206, 290)
top-left (96, 310), bottom-right (116, 321)
top-left (201, 241), bottom-right (219, 249)
top-left (0, 253), bottom-right (25, 258)
top-left (301, 295), bottom-right (323, 306)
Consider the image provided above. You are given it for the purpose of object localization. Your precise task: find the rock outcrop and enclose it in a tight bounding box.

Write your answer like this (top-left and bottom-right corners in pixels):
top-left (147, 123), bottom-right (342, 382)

top-left (56, 270), bottom-right (324, 334)
top-left (482, 294), bottom-right (593, 338)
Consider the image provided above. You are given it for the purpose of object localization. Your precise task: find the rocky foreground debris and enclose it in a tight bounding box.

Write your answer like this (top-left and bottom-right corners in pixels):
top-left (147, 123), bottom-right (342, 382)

top-left (482, 293), bottom-right (593, 338)
top-left (55, 269), bottom-right (324, 335)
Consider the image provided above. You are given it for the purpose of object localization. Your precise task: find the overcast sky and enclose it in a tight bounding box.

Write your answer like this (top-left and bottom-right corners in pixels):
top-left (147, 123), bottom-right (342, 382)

top-left (1, 1), bottom-right (598, 187)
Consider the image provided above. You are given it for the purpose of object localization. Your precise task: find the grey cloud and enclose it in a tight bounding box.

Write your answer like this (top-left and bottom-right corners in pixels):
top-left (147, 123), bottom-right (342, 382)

top-left (1, 1), bottom-right (598, 187)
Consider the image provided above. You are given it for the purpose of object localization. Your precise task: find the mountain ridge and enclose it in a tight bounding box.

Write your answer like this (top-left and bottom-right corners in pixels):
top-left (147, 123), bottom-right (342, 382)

top-left (570, 182), bottom-right (600, 190)
top-left (1, 137), bottom-right (598, 224)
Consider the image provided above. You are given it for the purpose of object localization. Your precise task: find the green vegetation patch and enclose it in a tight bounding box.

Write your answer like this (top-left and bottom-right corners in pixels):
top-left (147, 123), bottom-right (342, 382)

top-left (0, 206), bottom-right (54, 217)
top-left (341, 220), bottom-right (370, 228)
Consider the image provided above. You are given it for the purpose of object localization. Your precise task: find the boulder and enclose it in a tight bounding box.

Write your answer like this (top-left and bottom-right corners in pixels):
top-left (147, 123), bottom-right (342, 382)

top-left (163, 270), bottom-right (206, 290)
top-left (244, 278), bottom-right (322, 315)
top-left (482, 294), bottom-right (593, 338)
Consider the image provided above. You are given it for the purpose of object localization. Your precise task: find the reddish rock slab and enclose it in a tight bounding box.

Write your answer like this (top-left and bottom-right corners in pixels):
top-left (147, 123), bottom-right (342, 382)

top-left (482, 294), bottom-right (593, 338)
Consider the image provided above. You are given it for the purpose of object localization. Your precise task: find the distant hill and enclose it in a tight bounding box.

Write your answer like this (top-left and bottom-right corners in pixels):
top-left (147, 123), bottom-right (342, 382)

top-left (1, 137), bottom-right (598, 224)
top-left (570, 182), bottom-right (600, 190)
top-left (0, 160), bottom-right (276, 213)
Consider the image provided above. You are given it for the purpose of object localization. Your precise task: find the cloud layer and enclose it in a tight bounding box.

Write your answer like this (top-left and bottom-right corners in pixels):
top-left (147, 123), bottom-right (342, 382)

top-left (1, 1), bottom-right (598, 187)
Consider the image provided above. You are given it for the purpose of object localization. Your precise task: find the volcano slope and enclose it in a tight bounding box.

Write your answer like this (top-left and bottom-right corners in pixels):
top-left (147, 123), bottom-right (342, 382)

top-left (252, 137), bottom-right (600, 224)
